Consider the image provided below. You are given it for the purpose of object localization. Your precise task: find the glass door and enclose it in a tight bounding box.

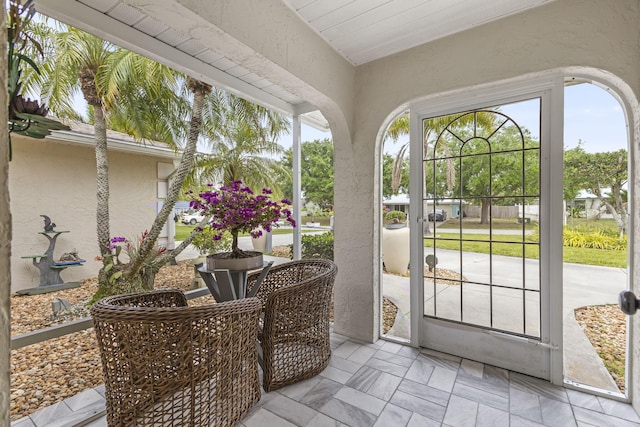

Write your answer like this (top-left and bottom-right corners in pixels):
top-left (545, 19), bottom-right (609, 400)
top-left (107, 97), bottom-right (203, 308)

top-left (409, 78), bottom-right (564, 381)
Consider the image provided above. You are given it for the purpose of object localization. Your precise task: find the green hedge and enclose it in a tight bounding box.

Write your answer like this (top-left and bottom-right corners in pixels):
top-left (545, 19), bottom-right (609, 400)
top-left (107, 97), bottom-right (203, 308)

top-left (528, 228), bottom-right (627, 250)
top-left (290, 231), bottom-right (334, 260)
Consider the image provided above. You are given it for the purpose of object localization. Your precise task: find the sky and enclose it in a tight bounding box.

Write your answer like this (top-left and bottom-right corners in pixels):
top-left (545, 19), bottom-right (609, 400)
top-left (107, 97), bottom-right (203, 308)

top-left (71, 81), bottom-right (626, 156)
top-left (563, 83), bottom-right (627, 152)
top-left (376, 82), bottom-right (628, 157)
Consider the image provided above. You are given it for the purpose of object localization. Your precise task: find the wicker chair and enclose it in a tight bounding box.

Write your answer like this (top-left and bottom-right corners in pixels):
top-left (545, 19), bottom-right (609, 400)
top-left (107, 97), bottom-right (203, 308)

top-left (246, 259), bottom-right (338, 392)
top-left (91, 289), bottom-right (262, 427)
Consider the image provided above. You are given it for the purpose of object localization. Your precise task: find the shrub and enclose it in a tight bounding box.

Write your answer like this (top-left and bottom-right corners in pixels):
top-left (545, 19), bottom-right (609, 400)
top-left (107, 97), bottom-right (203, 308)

top-left (290, 231), bottom-right (334, 260)
top-left (563, 229), bottom-right (626, 250)
top-left (384, 210), bottom-right (407, 224)
top-left (191, 225), bottom-right (233, 255)
top-left (528, 227), bottom-right (627, 250)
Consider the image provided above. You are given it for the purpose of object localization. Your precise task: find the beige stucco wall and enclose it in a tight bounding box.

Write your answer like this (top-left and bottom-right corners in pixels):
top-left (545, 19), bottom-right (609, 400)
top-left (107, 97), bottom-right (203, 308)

top-left (346, 0), bottom-right (640, 407)
top-left (9, 135), bottom-right (172, 292)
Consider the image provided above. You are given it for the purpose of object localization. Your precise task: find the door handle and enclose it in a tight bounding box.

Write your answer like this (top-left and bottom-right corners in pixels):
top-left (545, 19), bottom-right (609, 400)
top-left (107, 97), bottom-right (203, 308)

top-left (618, 290), bottom-right (639, 315)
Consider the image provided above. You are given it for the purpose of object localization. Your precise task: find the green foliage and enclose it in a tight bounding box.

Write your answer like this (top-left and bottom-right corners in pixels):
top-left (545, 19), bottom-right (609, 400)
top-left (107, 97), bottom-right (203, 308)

top-left (520, 226), bottom-right (626, 250)
top-left (449, 124), bottom-right (539, 214)
top-left (188, 88), bottom-right (291, 197)
top-left (291, 232), bottom-right (334, 260)
top-left (564, 143), bottom-right (628, 233)
top-left (190, 226), bottom-right (233, 255)
top-left (567, 205), bottom-right (584, 218)
top-left (382, 154), bottom-right (409, 197)
top-left (562, 229), bottom-right (627, 250)
top-left (280, 139), bottom-right (334, 208)
top-left (429, 231), bottom-right (627, 267)
top-left (384, 210), bottom-right (407, 224)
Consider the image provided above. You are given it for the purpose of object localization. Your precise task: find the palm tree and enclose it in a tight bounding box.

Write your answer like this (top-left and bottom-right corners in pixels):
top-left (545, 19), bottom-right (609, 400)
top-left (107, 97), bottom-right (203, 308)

top-left (30, 23), bottom-right (291, 296)
top-left (384, 111), bottom-right (498, 193)
top-left (186, 88), bottom-right (290, 195)
top-left (125, 77), bottom-right (212, 288)
top-left (28, 24), bottom-right (213, 296)
top-left (35, 27), bottom-right (116, 259)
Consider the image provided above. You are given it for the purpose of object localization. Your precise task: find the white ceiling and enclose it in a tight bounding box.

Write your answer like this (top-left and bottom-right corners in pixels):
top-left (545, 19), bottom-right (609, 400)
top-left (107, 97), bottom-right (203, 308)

top-left (282, 0), bottom-right (551, 66)
top-left (34, 0), bottom-right (551, 129)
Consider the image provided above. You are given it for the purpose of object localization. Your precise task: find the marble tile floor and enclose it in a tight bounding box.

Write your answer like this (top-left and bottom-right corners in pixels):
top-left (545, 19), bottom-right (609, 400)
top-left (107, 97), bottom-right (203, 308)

top-left (12, 331), bottom-right (640, 427)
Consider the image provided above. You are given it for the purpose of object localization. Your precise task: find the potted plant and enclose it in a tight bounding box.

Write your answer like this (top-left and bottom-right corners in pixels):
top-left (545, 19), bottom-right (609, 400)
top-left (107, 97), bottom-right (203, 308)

top-left (189, 180), bottom-right (295, 270)
top-left (384, 210), bottom-right (407, 229)
top-left (382, 210), bottom-right (410, 275)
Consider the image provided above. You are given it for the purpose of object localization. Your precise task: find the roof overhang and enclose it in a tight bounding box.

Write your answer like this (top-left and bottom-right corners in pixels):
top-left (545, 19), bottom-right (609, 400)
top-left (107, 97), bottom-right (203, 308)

top-left (34, 0), bottom-right (331, 131)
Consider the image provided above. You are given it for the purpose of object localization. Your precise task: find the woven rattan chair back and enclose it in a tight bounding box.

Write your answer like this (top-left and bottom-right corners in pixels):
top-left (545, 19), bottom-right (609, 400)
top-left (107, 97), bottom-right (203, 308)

top-left (91, 289), bottom-right (262, 426)
top-left (247, 259), bottom-right (338, 391)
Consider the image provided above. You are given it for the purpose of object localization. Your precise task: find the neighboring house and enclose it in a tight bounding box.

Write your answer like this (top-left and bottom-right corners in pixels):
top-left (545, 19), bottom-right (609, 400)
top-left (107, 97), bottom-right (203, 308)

top-left (9, 122), bottom-right (180, 293)
top-left (572, 189), bottom-right (615, 220)
top-left (382, 194), bottom-right (465, 219)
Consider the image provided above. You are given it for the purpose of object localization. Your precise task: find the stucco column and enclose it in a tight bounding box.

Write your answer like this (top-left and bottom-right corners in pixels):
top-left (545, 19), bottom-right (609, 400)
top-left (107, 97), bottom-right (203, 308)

top-left (631, 92), bottom-right (640, 414)
top-left (292, 115), bottom-right (301, 260)
top-left (332, 128), bottom-right (380, 342)
top-left (1, 2), bottom-right (12, 424)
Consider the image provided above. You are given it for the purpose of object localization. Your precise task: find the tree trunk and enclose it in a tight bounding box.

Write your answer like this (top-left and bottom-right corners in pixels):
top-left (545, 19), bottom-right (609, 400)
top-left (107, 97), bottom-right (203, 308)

top-left (480, 198), bottom-right (491, 225)
top-left (602, 198), bottom-right (627, 237)
top-left (93, 105), bottom-right (110, 257)
top-left (94, 264), bottom-right (153, 302)
top-left (123, 78), bottom-right (212, 290)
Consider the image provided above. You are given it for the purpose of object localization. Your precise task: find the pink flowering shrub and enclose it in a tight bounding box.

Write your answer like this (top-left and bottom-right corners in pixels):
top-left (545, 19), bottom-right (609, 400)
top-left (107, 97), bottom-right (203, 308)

top-left (190, 180), bottom-right (295, 256)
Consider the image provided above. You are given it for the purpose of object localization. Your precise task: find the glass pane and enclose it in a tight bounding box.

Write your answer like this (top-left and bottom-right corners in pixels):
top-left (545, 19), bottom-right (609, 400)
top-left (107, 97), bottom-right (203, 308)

top-left (525, 290), bottom-right (541, 338)
top-left (429, 245), bottom-right (460, 276)
top-left (435, 281), bottom-right (461, 322)
top-left (492, 287), bottom-right (525, 334)
top-left (491, 151), bottom-right (524, 198)
top-left (429, 158), bottom-right (452, 199)
top-left (424, 160), bottom-right (436, 197)
top-left (424, 104), bottom-right (541, 335)
top-left (492, 243), bottom-right (524, 289)
top-left (461, 242), bottom-right (490, 285)
top-left (489, 123), bottom-right (524, 154)
top-left (525, 248), bottom-right (540, 290)
top-left (524, 150), bottom-right (540, 197)
top-left (462, 283), bottom-right (491, 327)
top-left (499, 98), bottom-right (541, 149)
top-left (424, 276), bottom-right (436, 317)
top-left (461, 137), bottom-right (490, 156)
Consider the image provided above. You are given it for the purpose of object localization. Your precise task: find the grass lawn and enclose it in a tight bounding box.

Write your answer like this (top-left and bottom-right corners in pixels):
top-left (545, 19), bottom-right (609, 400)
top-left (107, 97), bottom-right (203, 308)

top-left (438, 217), bottom-right (537, 231)
top-left (426, 232), bottom-right (627, 268)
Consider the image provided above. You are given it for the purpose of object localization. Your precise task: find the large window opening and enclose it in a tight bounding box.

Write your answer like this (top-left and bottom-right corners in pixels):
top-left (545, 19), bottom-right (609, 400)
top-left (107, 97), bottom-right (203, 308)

top-left (562, 82), bottom-right (630, 398)
top-left (380, 77), bottom-right (632, 398)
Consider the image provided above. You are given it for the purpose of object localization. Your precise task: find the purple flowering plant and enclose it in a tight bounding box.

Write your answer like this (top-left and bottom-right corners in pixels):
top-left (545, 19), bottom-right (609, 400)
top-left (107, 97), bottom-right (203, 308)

top-left (189, 180), bottom-right (295, 257)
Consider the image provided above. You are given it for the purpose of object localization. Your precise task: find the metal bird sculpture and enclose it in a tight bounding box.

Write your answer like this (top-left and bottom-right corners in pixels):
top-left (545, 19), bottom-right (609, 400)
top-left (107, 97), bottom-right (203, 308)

top-left (40, 215), bottom-right (56, 232)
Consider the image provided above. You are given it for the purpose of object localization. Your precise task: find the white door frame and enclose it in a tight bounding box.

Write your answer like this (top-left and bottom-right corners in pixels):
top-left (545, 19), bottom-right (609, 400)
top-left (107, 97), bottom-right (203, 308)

top-left (408, 76), bottom-right (565, 383)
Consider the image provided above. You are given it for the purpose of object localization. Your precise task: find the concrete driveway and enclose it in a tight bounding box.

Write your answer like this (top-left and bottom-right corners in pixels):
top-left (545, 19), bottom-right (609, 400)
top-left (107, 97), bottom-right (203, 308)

top-left (383, 248), bottom-right (628, 393)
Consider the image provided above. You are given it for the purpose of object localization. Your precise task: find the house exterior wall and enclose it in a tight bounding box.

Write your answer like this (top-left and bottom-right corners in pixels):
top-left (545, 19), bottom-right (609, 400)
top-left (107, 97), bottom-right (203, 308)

top-left (9, 135), bottom-right (171, 292)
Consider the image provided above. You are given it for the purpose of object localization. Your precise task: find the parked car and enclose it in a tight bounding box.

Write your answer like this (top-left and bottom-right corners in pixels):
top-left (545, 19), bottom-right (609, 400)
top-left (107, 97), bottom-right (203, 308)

top-left (181, 212), bottom-right (205, 225)
top-left (427, 209), bottom-right (447, 222)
